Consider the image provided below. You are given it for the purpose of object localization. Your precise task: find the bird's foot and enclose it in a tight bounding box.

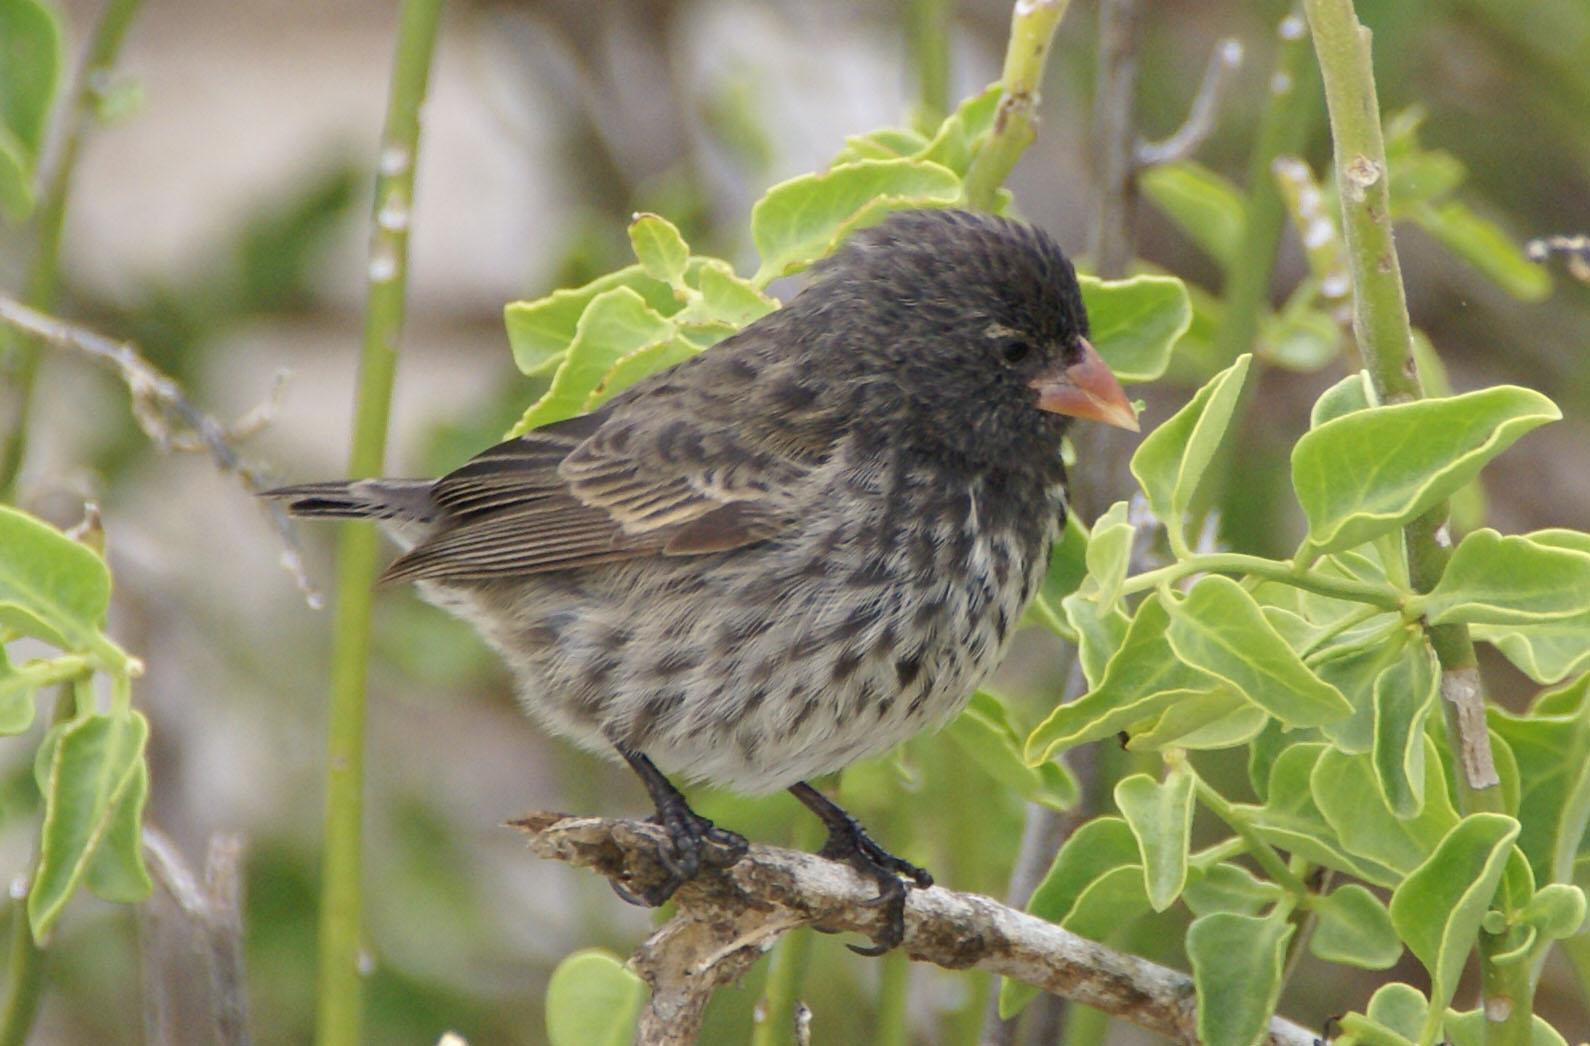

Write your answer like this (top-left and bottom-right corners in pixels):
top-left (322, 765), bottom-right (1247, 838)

top-left (613, 747), bottom-right (748, 907)
top-left (789, 782), bottom-right (933, 955)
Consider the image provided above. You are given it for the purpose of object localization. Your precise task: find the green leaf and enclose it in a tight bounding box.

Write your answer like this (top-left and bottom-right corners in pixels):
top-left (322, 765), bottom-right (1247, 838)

top-left (1443, 1010), bottom-right (1570, 1046)
top-left (1124, 691), bottom-right (1268, 752)
top-left (1310, 369), bottom-right (1376, 428)
top-left (1187, 912), bottom-right (1293, 1046)
top-left (1058, 581), bottom-right (1131, 689)
top-left (86, 754), bottom-right (151, 903)
top-left (1313, 740), bottom-right (1458, 876)
top-left (917, 83), bottom-right (1002, 175)
top-left (1082, 500), bottom-right (1133, 610)
top-left (831, 127), bottom-right (930, 164)
top-left (1388, 813), bottom-right (1520, 1016)
top-left (1373, 643), bottom-right (1438, 817)
top-left (0, 506), bottom-right (112, 652)
top-left (1415, 529), bottom-right (1590, 626)
top-left (1165, 575), bottom-right (1352, 727)
top-left (0, 646), bottom-right (38, 734)
top-left (30, 711), bottom-right (150, 939)
top-left (1517, 883), bottom-right (1586, 942)
top-left (1364, 981), bottom-right (1428, 1040)
top-left (510, 287), bottom-right (676, 435)
top-left (545, 948), bottom-right (646, 1046)
top-left (627, 212), bottom-right (690, 289)
top-left (1004, 817), bottom-right (1147, 1018)
top-left (750, 159), bottom-right (961, 283)
top-left (1488, 691), bottom-right (1590, 887)
top-left (1386, 148), bottom-right (1466, 211)
top-left (1079, 274), bottom-right (1191, 385)
top-left (1130, 354), bottom-right (1251, 550)
top-left (1027, 595), bottom-right (1222, 760)
top-left (1413, 200), bottom-right (1552, 302)
top-left (1311, 884), bottom-right (1402, 969)
top-left (504, 264), bottom-right (682, 376)
top-left (1293, 386), bottom-right (1561, 555)
top-left (944, 691), bottom-right (1077, 811)
top-left (1138, 162), bottom-right (1245, 269)
top-left (687, 259), bottom-right (777, 331)
top-left (1243, 742), bottom-right (1402, 888)
top-left (1182, 862), bottom-right (1283, 917)
top-left (584, 336), bottom-right (698, 411)
top-left (1115, 768), bottom-right (1194, 911)
top-left (0, 0), bottom-right (62, 222)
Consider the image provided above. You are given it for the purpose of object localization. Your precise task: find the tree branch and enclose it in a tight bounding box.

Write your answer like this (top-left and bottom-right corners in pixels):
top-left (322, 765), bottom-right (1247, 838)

top-left (512, 813), bottom-right (1317, 1046)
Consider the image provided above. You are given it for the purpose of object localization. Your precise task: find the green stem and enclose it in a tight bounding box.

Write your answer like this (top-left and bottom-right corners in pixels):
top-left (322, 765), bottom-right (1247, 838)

top-left (1119, 551), bottom-right (1405, 611)
top-left (962, 0), bottom-right (1073, 211)
top-left (315, 2), bottom-right (443, 1044)
top-left (1212, 5), bottom-right (1320, 364)
top-left (749, 929), bottom-right (813, 1046)
top-left (0, 0), bottom-right (147, 499)
top-left (1305, 1), bottom-right (1518, 1038)
top-left (1192, 776), bottom-right (1309, 898)
top-left (903, 0), bottom-right (951, 133)
top-left (875, 949), bottom-right (911, 1046)
top-left (1477, 928), bottom-right (1533, 1046)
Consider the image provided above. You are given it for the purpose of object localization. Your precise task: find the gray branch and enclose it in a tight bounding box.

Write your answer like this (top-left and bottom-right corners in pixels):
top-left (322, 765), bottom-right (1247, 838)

top-left (513, 813), bottom-right (1318, 1046)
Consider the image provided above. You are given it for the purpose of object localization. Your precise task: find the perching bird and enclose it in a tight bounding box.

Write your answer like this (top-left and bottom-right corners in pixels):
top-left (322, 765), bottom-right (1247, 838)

top-left (266, 208), bottom-right (1138, 951)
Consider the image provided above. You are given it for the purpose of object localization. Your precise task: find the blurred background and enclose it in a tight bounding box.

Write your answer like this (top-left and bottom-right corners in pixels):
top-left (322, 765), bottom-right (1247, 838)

top-left (3, 0), bottom-right (1587, 1041)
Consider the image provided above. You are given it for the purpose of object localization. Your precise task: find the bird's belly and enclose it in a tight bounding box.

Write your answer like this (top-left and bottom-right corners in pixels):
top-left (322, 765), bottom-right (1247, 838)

top-left (435, 511), bottom-right (1049, 795)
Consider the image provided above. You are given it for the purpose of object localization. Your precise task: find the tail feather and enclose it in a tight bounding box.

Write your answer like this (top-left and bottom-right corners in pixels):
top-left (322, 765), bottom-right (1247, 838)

top-left (262, 479), bottom-right (439, 524)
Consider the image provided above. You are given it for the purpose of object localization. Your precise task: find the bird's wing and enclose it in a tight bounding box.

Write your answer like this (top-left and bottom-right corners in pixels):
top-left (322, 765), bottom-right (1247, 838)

top-left (379, 404), bottom-right (814, 583)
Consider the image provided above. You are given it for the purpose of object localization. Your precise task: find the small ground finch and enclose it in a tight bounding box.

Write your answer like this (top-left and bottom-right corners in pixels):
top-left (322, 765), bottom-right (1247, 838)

top-left (267, 208), bottom-right (1139, 951)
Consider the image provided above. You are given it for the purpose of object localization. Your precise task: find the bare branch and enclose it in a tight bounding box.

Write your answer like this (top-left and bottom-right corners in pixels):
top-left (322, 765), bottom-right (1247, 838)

top-left (1135, 39), bottom-right (1245, 168)
top-left (0, 295), bottom-right (320, 608)
top-left (512, 813), bottom-right (1318, 1046)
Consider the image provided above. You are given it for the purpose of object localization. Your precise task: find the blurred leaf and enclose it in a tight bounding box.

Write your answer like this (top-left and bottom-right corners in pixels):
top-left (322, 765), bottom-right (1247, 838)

top-left (1416, 528), bottom-right (1590, 626)
top-left (832, 127), bottom-right (930, 163)
top-left (1079, 274), bottom-right (1191, 384)
top-left (1363, 981), bottom-right (1427, 1041)
top-left (0, 0), bottom-right (63, 221)
top-left (1082, 500), bottom-right (1133, 610)
top-left (1139, 162), bottom-right (1245, 269)
top-left (1259, 305), bottom-right (1339, 372)
top-left (0, 506), bottom-right (112, 652)
top-left (1444, 1010), bottom-right (1570, 1046)
top-left (685, 260), bottom-right (777, 331)
top-left (627, 212), bottom-right (690, 289)
top-left (1292, 386), bottom-right (1560, 555)
top-left (1129, 354), bottom-right (1251, 551)
top-left (1488, 681), bottom-right (1590, 887)
top-left (0, 646), bottom-right (36, 734)
top-left (1388, 813), bottom-right (1520, 1017)
top-left (750, 159), bottom-right (961, 283)
top-left (1164, 575), bottom-right (1352, 727)
top-left (510, 287), bottom-right (675, 434)
top-left (1058, 579), bottom-right (1131, 689)
top-left (86, 753), bottom-right (151, 903)
top-left (1188, 911), bottom-right (1292, 1046)
top-left (944, 691), bottom-right (1077, 811)
top-left (30, 711), bottom-right (150, 939)
top-left (1310, 884), bottom-right (1402, 969)
top-left (1387, 148), bottom-right (1466, 211)
top-left (545, 949), bottom-right (646, 1046)
top-left (1412, 200), bottom-right (1552, 301)
top-left (1115, 767), bottom-right (1194, 911)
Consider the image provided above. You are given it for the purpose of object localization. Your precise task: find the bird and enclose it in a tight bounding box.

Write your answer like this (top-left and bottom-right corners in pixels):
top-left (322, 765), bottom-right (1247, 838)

top-left (265, 208), bottom-right (1139, 952)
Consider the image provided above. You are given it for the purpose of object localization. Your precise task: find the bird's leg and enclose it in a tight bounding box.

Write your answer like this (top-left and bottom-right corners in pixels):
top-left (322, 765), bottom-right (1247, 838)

top-left (788, 781), bottom-right (933, 955)
top-left (616, 747), bottom-right (748, 907)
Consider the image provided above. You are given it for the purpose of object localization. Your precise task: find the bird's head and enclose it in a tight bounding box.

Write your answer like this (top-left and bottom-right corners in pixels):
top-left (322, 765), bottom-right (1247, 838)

top-left (802, 209), bottom-right (1138, 469)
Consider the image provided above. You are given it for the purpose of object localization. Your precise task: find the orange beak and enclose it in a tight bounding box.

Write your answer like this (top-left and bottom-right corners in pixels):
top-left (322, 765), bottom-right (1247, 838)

top-left (1030, 337), bottom-right (1139, 432)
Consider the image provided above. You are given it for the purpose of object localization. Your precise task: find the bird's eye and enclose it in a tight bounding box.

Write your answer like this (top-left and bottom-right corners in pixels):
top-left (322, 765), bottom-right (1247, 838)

top-left (1001, 340), bottom-right (1034, 365)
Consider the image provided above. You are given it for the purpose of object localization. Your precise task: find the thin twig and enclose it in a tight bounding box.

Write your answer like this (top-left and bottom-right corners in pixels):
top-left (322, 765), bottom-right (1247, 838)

top-left (1135, 39), bottom-right (1244, 168)
top-left (513, 814), bottom-right (1317, 1046)
top-left (0, 296), bottom-right (319, 607)
top-left (141, 828), bottom-right (252, 1046)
